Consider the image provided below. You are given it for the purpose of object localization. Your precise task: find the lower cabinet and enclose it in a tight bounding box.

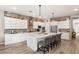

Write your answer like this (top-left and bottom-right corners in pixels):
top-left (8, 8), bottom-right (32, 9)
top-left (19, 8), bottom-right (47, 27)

top-left (5, 33), bottom-right (27, 45)
top-left (61, 32), bottom-right (70, 40)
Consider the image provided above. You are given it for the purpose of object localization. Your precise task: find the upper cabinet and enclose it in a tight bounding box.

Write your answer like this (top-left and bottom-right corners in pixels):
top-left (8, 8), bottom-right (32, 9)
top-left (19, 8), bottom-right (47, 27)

top-left (58, 19), bottom-right (70, 29)
top-left (5, 17), bottom-right (27, 29)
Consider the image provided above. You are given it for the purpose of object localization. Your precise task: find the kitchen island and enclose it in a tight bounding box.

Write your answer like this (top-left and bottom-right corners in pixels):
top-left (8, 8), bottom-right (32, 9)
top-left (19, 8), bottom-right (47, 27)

top-left (5, 32), bottom-right (61, 51)
top-left (26, 32), bottom-right (61, 51)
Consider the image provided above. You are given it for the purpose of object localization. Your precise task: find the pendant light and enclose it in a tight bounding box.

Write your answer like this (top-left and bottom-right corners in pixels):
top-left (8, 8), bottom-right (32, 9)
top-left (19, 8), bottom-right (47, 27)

top-left (50, 12), bottom-right (54, 21)
top-left (38, 5), bottom-right (42, 19)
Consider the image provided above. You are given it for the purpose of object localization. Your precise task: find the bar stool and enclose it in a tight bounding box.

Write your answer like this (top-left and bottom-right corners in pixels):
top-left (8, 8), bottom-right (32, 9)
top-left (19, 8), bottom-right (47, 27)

top-left (37, 37), bottom-right (49, 54)
top-left (54, 34), bottom-right (61, 47)
top-left (58, 34), bottom-right (62, 46)
top-left (53, 34), bottom-right (58, 47)
top-left (49, 35), bottom-right (56, 50)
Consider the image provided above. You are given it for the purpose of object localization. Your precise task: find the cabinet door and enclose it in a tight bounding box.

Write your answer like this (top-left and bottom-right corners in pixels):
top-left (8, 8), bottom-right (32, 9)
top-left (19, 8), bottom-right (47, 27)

top-left (58, 20), bottom-right (69, 29)
top-left (5, 17), bottom-right (16, 29)
top-left (61, 32), bottom-right (69, 40)
top-left (5, 17), bottom-right (27, 29)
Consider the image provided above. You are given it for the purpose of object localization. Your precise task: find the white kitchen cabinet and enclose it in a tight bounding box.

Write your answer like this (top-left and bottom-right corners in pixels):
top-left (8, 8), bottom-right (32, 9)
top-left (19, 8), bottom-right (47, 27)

top-left (5, 17), bottom-right (16, 29)
top-left (58, 20), bottom-right (69, 29)
top-left (5, 17), bottom-right (27, 29)
top-left (57, 19), bottom-right (70, 40)
top-left (5, 33), bottom-right (27, 45)
top-left (61, 32), bottom-right (70, 40)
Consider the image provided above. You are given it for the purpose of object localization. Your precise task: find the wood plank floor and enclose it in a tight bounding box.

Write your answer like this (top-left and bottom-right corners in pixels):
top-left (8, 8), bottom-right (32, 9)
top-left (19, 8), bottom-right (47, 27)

top-left (0, 38), bottom-right (79, 54)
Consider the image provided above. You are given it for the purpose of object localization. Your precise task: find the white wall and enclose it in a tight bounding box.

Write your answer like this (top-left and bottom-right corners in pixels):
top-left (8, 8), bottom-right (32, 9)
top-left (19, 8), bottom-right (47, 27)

top-left (0, 11), bottom-right (4, 43)
top-left (5, 17), bottom-right (27, 29)
top-left (73, 19), bottom-right (79, 36)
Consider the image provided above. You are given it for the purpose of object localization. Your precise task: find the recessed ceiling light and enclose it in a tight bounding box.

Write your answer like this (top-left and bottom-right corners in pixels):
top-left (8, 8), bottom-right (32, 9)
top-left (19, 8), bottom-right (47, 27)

top-left (74, 8), bottom-right (78, 11)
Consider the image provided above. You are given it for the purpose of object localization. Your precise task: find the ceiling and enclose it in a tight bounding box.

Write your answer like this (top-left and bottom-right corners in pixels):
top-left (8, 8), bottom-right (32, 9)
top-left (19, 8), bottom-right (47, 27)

top-left (0, 5), bottom-right (79, 19)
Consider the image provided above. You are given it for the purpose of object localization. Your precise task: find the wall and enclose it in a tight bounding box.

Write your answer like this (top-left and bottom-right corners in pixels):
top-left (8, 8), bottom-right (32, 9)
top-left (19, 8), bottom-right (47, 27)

top-left (5, 17), bottom-right (27, 29)
top-left (73, 19), bottom-right (79, 36)
top-left (0, 11), bottom-right (4, 43)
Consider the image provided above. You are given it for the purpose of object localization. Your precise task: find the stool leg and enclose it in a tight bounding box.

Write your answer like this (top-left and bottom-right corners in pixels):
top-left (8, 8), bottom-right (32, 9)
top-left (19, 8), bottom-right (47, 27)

top-left (43, 47), bottom-right (46, 54)
top-left (50, 44), bottom-right (52, 50)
